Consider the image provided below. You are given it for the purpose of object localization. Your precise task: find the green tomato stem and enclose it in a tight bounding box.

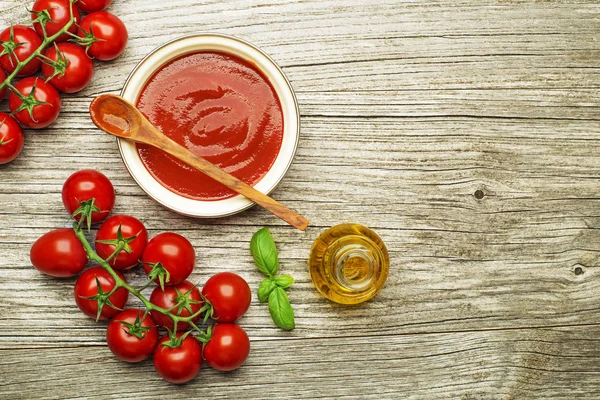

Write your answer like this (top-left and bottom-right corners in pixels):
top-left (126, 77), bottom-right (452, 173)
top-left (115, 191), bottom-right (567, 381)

top-left (0, 1), bottom-right (77, 93)
top-left (188, 321), bottom-right (202, 335)
top-left (73, 224), bottom-right (206, 330)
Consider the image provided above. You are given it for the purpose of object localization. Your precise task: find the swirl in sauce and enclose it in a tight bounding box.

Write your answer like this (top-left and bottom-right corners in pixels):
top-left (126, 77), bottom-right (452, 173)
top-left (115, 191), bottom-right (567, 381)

top-left (136, 52), bottom-right (284, 201)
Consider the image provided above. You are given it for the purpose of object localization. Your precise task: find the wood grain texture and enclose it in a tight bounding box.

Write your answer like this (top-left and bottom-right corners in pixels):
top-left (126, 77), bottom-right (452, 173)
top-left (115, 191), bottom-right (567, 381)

top-left (1, 0), bottom-right (599, 398)
top-left (3, 327), bottom-right (600, 400)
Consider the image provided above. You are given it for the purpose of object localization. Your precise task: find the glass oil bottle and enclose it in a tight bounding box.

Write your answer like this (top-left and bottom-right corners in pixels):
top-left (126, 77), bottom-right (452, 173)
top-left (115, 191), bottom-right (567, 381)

top-left (308, 223), bottom-right (389, 305)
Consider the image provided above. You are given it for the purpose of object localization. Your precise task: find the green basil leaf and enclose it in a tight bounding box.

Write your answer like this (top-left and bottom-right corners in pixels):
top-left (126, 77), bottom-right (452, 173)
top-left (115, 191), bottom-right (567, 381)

top-left (268, 287), bottom-right (295, 331)
top-left (274, 274), bottom-right (295, 289)
top-left (258, 277), bottom-right (277, 303)
top-left (250, 228), bottom-right (279, 277)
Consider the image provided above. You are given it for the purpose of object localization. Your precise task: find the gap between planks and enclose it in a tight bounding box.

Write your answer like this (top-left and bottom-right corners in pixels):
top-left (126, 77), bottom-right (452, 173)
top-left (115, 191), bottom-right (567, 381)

top-left (3, 321), bottom-right (600, 351)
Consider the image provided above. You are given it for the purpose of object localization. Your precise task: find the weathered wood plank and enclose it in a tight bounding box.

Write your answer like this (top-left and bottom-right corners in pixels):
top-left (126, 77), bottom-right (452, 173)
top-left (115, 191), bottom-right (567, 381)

top-left (2, 1), bottom-right (598, 94)
top-left (3, 326), bottom-right (600, 399)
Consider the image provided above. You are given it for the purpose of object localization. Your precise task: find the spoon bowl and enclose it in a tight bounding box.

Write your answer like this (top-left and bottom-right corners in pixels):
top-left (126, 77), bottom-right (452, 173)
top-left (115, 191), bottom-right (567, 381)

top-left (90, 95), bottom-right (139, 138)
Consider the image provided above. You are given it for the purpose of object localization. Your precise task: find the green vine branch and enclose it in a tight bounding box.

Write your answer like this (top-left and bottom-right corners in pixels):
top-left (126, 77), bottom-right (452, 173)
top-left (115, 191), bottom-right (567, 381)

top-left (0, 0), bottom-right (77, 93)
top-left (73, 224), bottom-right (208, 335)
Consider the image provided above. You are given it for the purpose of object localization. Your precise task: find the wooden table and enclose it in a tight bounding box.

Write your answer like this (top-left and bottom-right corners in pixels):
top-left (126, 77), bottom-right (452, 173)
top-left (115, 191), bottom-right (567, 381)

top-left (1, 1), bottom-right (599, 398)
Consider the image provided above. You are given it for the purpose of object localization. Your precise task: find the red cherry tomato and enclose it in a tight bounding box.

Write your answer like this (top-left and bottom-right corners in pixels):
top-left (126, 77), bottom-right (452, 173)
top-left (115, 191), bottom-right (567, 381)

top-left (77, 0), bottom-right (112, 13)
top-left (78, 12), bottom-right (127, 61)
top-left (0, 69), bottom-right (7, 99)
top-left (62, 170), bottom-right (115, 225)
top-left (95, 215), bottom-right (148, 270)
top-left (42, 43), bottom-right (93, 93)
top-left (0, 113), bottom-right (24, 165)
top-left (153, 332), bottom-right (202, 384)
top-left (30, 228), bottom-right (87, 278)
top-left (150, 281), bottom-right (202, 331)
top-left (203, 323), bottom-right (250, 372)
top-left (8, 77), bottom-right (61, 129)
top-left (202, 272), bottom-right (251, 322)
top-left (31, 0), bottom-right (80, 42)
top-left (106, 309), bottom-right (159, 363)
top-left (74, 266), bottom-right (128, 320)
top-left (141, 232), bottom-right (195, 287)
top-left (0, 25), bottom-right (42, 76)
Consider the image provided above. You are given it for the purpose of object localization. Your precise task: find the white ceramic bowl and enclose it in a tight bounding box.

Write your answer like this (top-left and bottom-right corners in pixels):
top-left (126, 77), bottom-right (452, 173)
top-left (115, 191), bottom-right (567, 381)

top-left (119, 34), bottom-right (300, 218)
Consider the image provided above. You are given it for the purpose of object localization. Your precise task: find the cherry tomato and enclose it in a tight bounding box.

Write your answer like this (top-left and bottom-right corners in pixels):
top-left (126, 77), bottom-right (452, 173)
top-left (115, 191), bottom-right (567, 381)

top-left (0, 25), bottom-right (42, 76)
top-left (141, 232), bottom-right (195, 287)
top-left (78, 12), bottom-right (127, 61)
top-left (0, 69), bottom-right (7, 99)
top-left (95, 215), bottom-right (148, 270)
top-left (74, 266), bottom-right (128, 320)
top-left (202, 272), bottom-right (251, 322)
top-left (62, 169), bottom-right (115, 225)
top-left (42, 43), bottom-right (93, 93)
top-left (77, 0), bottom-right (112, 13)
top-left (154, 332), bottom-right (202, 384)
top-left (31, 0), bottom-right (80, 42)
top-left (203, 323), bottom-right (250, 372)
top-left (0, 113), bottom-right (24, 165)
top-left (30, 228), bottom-right (87, 278)
top-left (8, 77), bottom-right (61, 129)
top-left (150, 281), bottom-right (202, 331)
top-left (106, 309), bottom-right (159, 363)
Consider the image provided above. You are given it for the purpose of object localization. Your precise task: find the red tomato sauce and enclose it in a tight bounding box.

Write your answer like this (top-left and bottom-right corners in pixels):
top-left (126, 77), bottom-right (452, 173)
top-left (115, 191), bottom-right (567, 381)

top-left (136, 51), bottom-right (284, 201)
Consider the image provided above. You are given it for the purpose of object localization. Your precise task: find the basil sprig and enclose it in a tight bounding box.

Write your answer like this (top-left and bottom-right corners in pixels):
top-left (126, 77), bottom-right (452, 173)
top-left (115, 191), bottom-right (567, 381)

top-left (250, 228), bottom-right (295, 330)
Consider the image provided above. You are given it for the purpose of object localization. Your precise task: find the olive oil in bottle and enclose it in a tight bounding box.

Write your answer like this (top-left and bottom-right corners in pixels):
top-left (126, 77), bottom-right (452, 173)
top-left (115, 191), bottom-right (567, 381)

top-left (308, 223), bottom-right (389, 305)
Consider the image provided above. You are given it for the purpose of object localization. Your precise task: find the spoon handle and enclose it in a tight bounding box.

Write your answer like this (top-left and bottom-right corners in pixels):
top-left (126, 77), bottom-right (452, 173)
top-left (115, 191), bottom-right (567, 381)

top-left (144, 125), bottom-right (309, 231)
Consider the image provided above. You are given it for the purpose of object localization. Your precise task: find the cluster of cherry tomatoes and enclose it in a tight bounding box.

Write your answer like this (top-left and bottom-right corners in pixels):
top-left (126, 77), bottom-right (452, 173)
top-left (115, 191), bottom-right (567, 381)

top-left (0, 0), bottom-right (128, 164)
top-left (30, 170), bottom-right (253, 384)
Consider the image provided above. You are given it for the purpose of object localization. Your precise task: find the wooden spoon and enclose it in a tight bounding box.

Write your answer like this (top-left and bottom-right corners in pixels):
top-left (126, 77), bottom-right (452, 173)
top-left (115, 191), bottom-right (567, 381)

top-left (89, 94), bottom-right (309, 231)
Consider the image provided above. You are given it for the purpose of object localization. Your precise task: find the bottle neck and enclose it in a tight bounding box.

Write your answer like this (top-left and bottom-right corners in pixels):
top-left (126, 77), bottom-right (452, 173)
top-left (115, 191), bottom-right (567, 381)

top-left (333, 244), bottom-right (377, 292)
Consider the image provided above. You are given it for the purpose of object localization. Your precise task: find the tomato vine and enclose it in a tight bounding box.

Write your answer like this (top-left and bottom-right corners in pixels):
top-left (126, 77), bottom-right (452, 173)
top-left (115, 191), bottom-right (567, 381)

top-left (31, 169), bottom-right (254, 382)
top-left (0, 1), bottom-right (78, 94)
top-left (72, 223), bottom-right (209, 336)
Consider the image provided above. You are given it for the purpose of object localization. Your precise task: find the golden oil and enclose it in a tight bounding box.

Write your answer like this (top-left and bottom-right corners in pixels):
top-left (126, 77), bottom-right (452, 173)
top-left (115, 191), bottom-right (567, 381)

top-left (308, 223), bottom-right (389, 305)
